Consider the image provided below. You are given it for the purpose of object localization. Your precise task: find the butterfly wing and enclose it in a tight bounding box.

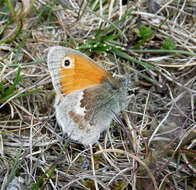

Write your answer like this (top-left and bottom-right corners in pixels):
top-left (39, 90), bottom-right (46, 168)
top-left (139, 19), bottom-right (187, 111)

top-left (55, 89), bottom-right (101, 145)
top-left (47, 46), bottom-right (129, 145)
top-left (55, 82), bottom-right (128, 145)
top-left (47, 46), bottom-right (108, 98)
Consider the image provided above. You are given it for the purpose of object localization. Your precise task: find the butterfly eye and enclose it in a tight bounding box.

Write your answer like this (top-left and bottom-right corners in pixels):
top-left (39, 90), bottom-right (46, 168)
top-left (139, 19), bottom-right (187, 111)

top-left (62, 56), bottom-right (73, 68)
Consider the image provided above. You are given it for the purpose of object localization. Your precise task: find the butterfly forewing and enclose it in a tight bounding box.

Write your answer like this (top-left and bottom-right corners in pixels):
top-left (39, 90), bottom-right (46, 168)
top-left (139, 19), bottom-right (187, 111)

top-left (48, 46), bottom-right (108, 96)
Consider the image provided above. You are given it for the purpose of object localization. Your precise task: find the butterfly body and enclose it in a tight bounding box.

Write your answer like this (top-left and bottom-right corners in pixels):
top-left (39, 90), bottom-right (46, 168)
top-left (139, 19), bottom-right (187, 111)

top-left (47, 46), bottom-right (128, 145)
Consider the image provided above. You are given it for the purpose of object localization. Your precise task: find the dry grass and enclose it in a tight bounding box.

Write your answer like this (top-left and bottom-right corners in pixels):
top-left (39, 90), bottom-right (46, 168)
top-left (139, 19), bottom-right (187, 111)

top-left (0, 0), bottom-right (196, 189)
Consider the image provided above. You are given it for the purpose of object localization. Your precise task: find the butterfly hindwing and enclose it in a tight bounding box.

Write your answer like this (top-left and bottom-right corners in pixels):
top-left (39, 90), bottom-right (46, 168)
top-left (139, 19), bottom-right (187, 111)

top-left (55, 82), bottom-right (128, 145)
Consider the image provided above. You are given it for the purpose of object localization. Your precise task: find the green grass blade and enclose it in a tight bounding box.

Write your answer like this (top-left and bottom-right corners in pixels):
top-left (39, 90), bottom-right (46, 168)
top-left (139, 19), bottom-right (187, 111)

top-left (16, 88), bottom-right (40, 98)
top-left (111, 47), bottom-right (157, 70)
top-left (0, 91), bottom-right (17, 104)
top-left (132, 49), bottom-right (196, 57)
top-left (6, 0), bottom-right (16, 18)
top-left (31, 164), bottom-right (56, 190)
top-left (5, 67), bottom-right (22, 96)
top-left (94, 21), bottom-right (104, 39)
top-left (0, 82), bottom-right (5, 96)
top-left (3, 147), bottom-right (23, 189)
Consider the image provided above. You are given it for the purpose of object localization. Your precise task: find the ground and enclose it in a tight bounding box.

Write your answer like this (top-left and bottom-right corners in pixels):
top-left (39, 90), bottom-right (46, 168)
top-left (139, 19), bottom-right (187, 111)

top-left (0, 0), bottom-right (196, 189)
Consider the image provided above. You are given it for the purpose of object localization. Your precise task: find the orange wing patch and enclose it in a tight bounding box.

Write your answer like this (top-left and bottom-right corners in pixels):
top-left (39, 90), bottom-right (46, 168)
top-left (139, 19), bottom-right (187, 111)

top-left (59, 54), bottom-right (108, 95)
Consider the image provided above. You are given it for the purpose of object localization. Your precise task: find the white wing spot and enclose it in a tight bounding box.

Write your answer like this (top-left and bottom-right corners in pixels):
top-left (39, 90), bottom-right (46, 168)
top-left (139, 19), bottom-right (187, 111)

top-left (74, 91), bottom-right (85, 116)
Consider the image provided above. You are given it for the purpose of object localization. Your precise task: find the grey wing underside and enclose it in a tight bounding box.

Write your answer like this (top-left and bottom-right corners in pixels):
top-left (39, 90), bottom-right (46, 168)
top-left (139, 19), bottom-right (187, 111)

top-left (55, 89), bottom-right (110, 145)
top-left (55, 83), bottom-right (129, 145)
top-left (47, 46), bottom-right (67, 99)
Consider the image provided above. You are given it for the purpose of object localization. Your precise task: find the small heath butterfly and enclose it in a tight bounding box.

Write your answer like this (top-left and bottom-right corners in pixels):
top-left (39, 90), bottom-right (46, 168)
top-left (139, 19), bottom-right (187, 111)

top-left (47, 46), bottom-right (129, 145)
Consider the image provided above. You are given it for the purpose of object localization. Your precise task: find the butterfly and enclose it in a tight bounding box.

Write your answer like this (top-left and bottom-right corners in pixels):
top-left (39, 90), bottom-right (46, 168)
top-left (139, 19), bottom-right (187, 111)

top-left (47, 46), bottom-right (129, 145)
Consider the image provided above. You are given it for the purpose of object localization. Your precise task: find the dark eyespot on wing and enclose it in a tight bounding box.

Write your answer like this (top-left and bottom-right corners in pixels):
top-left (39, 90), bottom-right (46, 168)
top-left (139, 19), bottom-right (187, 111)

top-left (64, 59), bottom-right (70, 66)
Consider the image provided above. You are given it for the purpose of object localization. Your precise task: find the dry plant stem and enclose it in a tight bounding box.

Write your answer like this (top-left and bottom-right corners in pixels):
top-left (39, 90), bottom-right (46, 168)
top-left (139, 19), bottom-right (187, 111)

top-left (0, 87), bottom-right (35, 110)
top-left (9, 102), bottom-right (14, 118)
top-left (105, 130), bottom-right (115, 151)
top-left (158, 173), bottom-right (173, 190)
top-left (124, 112), bottom-right (136, 151)
top-left (99, 0), bottom-right (103, 17)
top-left (1, 159), bottom-right (9, 190)
top-left (156, 0), bottom-right (174, 14)
top-left (124, 113), bottom-right (137, 189)
top-left (166, 76), bottom-right (196, 112)
top-left (29, 114), bottom-right (34, 176)
top-left (61, 178), bottom-right (82, 190)
top-left (108, 167), bottom-right (132, 187)
top-left (11, 101), bottom-right (35, 118)
top-left (140, 91), bottom-right (150, 133)
top-left (175, 123), bottom-right (196, 152)
top-left (95, 149), bottom-right (158, 190)
top-left (56, 12), bottom-right (75, 41)
top-left (40, 166), bottom-right (55, 189)
top-left (152, 62), bottom-right (196, 68)
top-left (0, 135), bottom-right (3, 156)
top-left (0, 67), bottom-right (18, 81)
top-left (191, 96), bottom-right (195, 121)
top-left (182, 153), bottom-right (196, 173)
top-left (68, 148), bottom-right (90, 169)
top-left (119, 0), bottom-right (123, 19)
top-left (97, 143), bottom-right (132, 187)
top-left (97, 142), bottom-right (119, 170)
top-left (89, 144), bottom-right (99, 190)
top-left (148, 104), bottom-right (174, 147)
top-left (158, 108), bottom-right (196, 176)
top-left (0, 135), bottom-right (7, 190)
top-left (108, 0), bottom-right (114, 20)
top-left (61, 176), bottom-right (98, 190)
